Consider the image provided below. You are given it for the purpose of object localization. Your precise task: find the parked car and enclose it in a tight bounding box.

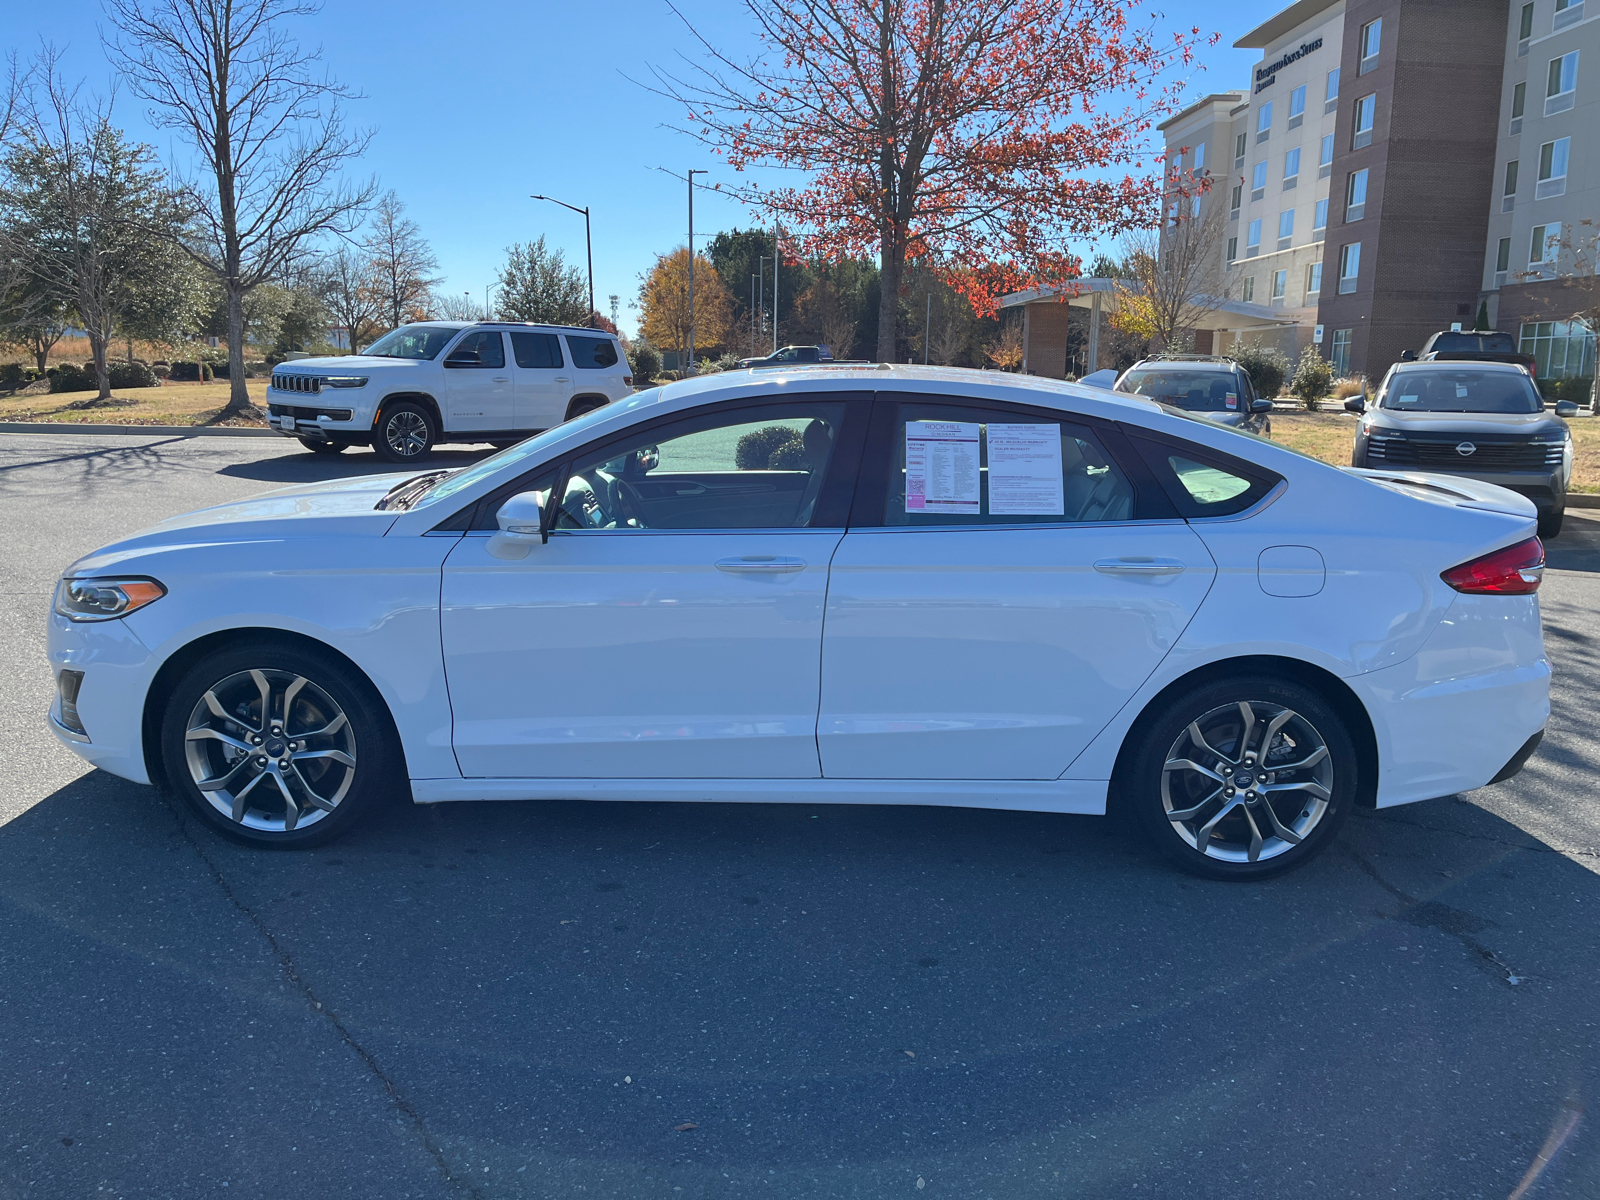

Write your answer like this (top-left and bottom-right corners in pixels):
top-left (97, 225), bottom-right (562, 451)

top-left (1348, 360), bottom-right (1575, 537)
top-left (49, 366), bottom-right (1549, 880)
top-left (1403, 329), bottom-right (1539, 378)
top-left (266, 322), bottom-right (633, 463)
top-left (739, 345), bottom-right (837, 368)
top-left (1115, 355), bottom-right (1274, 436)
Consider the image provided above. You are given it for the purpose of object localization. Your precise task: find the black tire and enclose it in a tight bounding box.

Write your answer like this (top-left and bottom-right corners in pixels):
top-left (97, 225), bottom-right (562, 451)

top-left (1122, 673), bottom-right (1357, 880)
top-left (159, 640), bottom-right (404, 848)
top-left (299, 437), bottom-right (348, 455)
top-left (564, 397), bottom-right (608, 422)
top-left (1538, 507), bottom-right (1564, 539)
top-left (372, 401), bottom-right (437, 463)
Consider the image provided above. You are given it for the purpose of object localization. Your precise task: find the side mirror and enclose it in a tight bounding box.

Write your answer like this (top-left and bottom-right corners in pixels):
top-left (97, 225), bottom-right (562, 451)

top-left (1251, 398), bottom-right (1274, 413)
top-left (1343, 396), bottom-right (1366, 414)
top-left (488, 491), bottom-right (545, 558)
top-left (444, 349), bottom-right (481, 367)
top-left (1399, 349), bottom-right (1417, 362)
top-left (1556, 400), bottom-right (1579, 417)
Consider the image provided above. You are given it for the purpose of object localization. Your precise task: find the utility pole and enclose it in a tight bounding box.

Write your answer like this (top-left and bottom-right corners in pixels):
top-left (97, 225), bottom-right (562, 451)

top-left (687, 169), bottom-right (706, 373)
top-left (757, 257), bottom-right (770, 354)
top-left (772, 220), bottom-right (780, 353)
top-left (530, 194), bottom-right (595, 326)
top-left (925, 292), bottom-right (932, 364)
top-left (750, 274), bottom-right (757, 356)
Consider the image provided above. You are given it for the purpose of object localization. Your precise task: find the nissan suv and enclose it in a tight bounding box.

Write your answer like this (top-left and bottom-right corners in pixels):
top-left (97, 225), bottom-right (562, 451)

top-left (1348, 360), bottom-right (1575, 537)
top-left (266, 322), bottom-right (633, 462)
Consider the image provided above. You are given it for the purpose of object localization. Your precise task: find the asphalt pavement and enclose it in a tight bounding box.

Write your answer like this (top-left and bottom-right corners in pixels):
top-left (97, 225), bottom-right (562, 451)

top-left (2, 431), bottom-right (1598, 1199)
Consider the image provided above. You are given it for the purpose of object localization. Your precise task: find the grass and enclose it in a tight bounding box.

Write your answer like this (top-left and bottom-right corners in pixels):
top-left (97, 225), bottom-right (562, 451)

top-left (0, 379), bottom-right (272, 426)
top-left (1272, 404), bottom-right (1600, 494)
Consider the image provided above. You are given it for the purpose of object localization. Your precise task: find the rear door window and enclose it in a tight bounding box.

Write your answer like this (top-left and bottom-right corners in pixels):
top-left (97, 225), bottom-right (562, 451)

top-left (565, 335), bottom-right (619, 369)
top-left (510, 332), bottom-right (563, 369)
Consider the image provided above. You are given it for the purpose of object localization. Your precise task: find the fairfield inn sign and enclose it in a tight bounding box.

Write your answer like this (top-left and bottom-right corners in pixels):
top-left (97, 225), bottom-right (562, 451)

top-left (1254, 37), bottom-right (1325, 92)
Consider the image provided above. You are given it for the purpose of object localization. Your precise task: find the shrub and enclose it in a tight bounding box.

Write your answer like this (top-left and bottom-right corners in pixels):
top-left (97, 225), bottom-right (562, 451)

top-left (627, 341), bottom-right (661, 385)
top-left (1537, 376), bottom-right (1594, 405)
top-left (152, 363), bottom-right (171, 379)
top-left (108, 361), bottom-right (160, 390)
top-left (1331, 377), bottom-right (1366, 402)
top-left (49, 364), bottom-right (95, 393)
top-left (0, 362), bottom-right (25, 391)
top-left (736, 424), bottom-right (804, 469)
top-left (169, 360), bottom-right (214, 382)
top-left (1289, 345), bottom-right (1334, 409)
top-left (1231, 344), bottom-right (1291, 400)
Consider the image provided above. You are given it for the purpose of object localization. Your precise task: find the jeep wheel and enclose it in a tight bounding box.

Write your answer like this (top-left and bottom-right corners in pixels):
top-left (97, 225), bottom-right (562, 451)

top-left (373, 402), bottom-right (436, 463)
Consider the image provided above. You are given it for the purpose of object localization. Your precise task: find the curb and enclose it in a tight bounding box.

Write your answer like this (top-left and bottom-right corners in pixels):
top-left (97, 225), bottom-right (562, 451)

top-left (0, 421), bottom-right (278, 438)
top-left (1567, 493), bottom-right (1600, 509)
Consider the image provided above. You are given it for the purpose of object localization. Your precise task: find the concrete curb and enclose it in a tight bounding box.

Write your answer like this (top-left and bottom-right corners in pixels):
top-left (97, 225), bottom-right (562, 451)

top-left (1567, 493), bottom-right (1600, 509)
top-left (0, 421), bottom-right (278, 438)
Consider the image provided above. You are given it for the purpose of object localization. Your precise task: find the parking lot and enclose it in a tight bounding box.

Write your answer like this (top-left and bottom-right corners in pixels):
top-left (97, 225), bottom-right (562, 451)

top-left (3, 430), bottom-right (1599, 1198)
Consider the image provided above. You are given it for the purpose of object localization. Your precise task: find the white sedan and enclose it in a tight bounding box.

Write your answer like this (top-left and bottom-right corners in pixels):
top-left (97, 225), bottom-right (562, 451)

top-left (46, 367), bottom-right (1550, 879)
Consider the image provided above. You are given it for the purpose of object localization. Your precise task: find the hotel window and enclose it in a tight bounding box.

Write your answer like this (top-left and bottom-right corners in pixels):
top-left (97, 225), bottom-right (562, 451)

top-left (1503, 159), bottom-right (1519, 212)
top-left (1519, 2), bottom-right (1534, 55)
top-left (1331, 329), bottom-right (1352, 376)
top-left (1353, 95), bottom-right (1376, 149)
top-left (1192, 141), bottom-right (1206, 172)
top-left (1530, 222), bottom-right (1561, 264)
top-left (1227, 236), bottom-right (1238, 262)
top-left (1246, 218), bottom-right (1262, 255)
top-left (1325, 67), bottom-right (1341, 114)
top-left (1546, 51), bottom-right (1579, 115)
top-left (1235, 131), bottom-right (1247, 167)
top-left (1496, 236), bottom-right (1512, 286)
top-left (1283, 147), bottom-right (1301, 187)
top-left (1346, 168), bottom-right (1368, 221)
top-left (1289, 85), bottom-right (1307, 129)
top-left (1313, 198), bottom-right (1329, 234)
top-left (1319, 133), bottom-right (1334, 178)
top-left (1230, 182), bottom-right (1243, 213)
top-left (1359, 18), bottom-right (1382, 74)
top-left (1338, 242), bottom-right (1361, 294)
top-left (1555, 0), bottom-right (1585, 32)
top-left (1251, 160), bottom-right (1267, 200)
top-left (1511, 81), bottom-right (1526, 135)
top-left (1306, 262), bottom-right (1323, 296)
top-left (1520, 320), bottom-right (1596, 379)
top-left (1537, 137), bottom-right (1570, 199)
top-left (1242, 276), bottom-right (1256, 302)
top-left (1278, 208), bottom-right (1295, 248)
top-left (1271, 269), bottom-right (1288, 302)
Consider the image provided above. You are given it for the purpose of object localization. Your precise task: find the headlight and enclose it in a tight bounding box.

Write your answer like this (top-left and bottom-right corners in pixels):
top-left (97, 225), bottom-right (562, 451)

top-left (319, 375), bottom-right (369, 389)
top-left (54, 577), bottom-right (167, 622)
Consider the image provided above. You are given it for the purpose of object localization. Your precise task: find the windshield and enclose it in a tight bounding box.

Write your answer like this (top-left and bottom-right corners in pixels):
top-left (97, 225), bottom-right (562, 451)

top-left (1380, 368), bottom-right (1542, 414)
top-left (363, 325), bottom-right (463, 359)
top-left (1120, 369), bottom-right (1243, 412)
top-left (1430, 332), bottom-right (1516, 353)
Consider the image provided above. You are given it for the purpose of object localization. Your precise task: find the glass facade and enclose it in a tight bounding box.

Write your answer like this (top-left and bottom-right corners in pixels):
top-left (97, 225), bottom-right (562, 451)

top-left (1519, 321), bottom-right (1595, 379)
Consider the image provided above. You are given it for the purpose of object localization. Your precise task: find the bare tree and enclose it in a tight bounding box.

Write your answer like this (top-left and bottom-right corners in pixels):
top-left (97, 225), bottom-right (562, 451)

top-left (1109, 196), bottom-right (1230, 352)
top-left (105, 0), bottom-right (376, 415)
top-left (317, 246), bottom-right (383, 352)
top-left (432, 292), bottom-right (487, 322)
top-left (364, 190), bottom-right (439, 330)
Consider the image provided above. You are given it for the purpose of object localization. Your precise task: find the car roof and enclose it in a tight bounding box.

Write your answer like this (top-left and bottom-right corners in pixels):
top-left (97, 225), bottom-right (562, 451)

top-left (1394, 359), bottom-right (1526, 373)
top-left (395, 320), bottom-right (616, 336)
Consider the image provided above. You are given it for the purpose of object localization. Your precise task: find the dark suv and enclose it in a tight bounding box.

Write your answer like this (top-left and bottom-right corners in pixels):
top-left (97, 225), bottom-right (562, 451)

top-left (1348, 360), bottom-right (1575, 537)
top-left (1114, 356), bottom-right (1274, 435)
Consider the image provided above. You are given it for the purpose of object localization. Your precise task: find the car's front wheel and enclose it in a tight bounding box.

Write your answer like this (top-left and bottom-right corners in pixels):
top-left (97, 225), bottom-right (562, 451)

top-left (1539, 507), bottom-right (1564, 539)
top-left (159, 641), bottom-right (401, 847)
top-left (1124, 674), bottom-right (1357, 879)
top-left (372, 402), bottom-right (437, 463)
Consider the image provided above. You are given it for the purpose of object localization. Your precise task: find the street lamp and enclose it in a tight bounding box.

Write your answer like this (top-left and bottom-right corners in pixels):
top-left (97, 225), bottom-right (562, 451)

top-left (686, 169), bottom-right (706, 373)
top-left (530, 194), bottom-right (595, 327)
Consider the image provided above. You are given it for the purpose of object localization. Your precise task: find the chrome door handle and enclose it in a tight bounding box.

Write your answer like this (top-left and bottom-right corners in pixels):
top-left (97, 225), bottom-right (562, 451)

top-left (554, 376), bottom-right (571, 382)
top-left (715, 555), bottom-right (806, 574)
top-left (1093, 557), bottom-right (1185, 576)
top-left (492, 376), bottom-right (509, 382)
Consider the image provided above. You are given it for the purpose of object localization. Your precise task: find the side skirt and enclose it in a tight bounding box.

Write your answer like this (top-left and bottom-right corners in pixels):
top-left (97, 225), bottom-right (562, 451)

top-left (409, 776), bottom-right (1108, 815)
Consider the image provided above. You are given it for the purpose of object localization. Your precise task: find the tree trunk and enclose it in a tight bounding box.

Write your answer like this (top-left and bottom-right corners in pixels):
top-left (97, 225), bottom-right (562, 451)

top-left (223, 285), bottom-right (251, 415)
top-left (89, 330), bottom-right (110, 401)
top-left (877, 244), bottom-right (901, 363)
top-left (35, 345), bottom-right (47, 372)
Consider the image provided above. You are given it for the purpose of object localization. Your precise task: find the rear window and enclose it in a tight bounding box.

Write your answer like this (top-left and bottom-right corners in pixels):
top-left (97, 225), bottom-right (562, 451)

top-left (1380, 368), bottom-right (1542, 414)
top-left (566, 335), bottom-right (619, 369)
top-left (1126, 433), bottom-right (1283, 517)
top-left (1119, 369), bottom-right (1242, 412)
top-left (1431, 332), bottom-right (1516, 353)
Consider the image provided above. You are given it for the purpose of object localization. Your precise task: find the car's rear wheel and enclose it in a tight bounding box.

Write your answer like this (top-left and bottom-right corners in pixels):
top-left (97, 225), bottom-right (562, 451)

top-left (299, 438), bottom-right (348, 455)
top-left (564, 397), bottom-right (608, 422)
top-left (1538, 507), bottom-right (1564, 539)
top-left (159, 642), bottom-right (401, 847)
top-left (372, 402), bottom-right (436, 463)
top-left (1124, 674), bottom-right (1356, 880)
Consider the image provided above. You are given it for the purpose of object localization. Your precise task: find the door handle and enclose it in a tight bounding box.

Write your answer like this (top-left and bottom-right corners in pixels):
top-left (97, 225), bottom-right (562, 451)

top-left (1093, 557), bottom-right (1185, 576)
top-left (715, 555), bottom-right (806, 574)
top-left (675, 484), bottom-right (707, 495)
top-left (492, 376), bottom-right (510, 383)
top-left (554, 376), bottom-right (571, 383)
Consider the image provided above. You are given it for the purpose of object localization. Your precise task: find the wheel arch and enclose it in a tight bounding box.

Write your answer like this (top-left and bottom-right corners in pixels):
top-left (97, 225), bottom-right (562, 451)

top-left (377, 391), bottom-right (443, 432)
top-left (564, 394), bottom-right (611, 422)
top-left (1108, 654), bottom-right (1380, 811)
top-left (140, 627), bottom-right (410, 794)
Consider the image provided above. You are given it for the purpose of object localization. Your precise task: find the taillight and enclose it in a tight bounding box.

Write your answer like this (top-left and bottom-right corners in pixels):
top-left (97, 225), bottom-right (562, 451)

top-left (1441, 537), bottom-right (1544, 595)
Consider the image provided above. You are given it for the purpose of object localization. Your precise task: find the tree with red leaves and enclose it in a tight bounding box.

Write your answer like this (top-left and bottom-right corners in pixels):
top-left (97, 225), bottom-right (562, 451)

top-left (654, 0), bottom-right (1213, 362)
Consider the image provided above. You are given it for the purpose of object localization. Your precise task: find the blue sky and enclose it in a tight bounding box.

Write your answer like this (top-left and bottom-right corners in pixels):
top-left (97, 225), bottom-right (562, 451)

top-left (8, 0), bottom-right (1287, 336)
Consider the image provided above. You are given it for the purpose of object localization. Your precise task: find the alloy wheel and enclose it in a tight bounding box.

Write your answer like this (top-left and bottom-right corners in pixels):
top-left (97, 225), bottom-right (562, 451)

top-left (182, 668), bottom-right (358, 833)
top-left (384, 411), bottom-right (430, 457)
top-left (1160, 700), bottom-right (1333, 863)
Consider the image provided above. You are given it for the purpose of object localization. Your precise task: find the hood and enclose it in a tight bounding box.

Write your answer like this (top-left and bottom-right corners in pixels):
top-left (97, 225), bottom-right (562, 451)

top-left (1367, 407), bottom-right (1564, 437)
top-left (271, 355), bottom-right (428, 374)
top-left (1198, 410), bottom-right (1248, 427)
top-left (66, 472), bottom-right (419, 573)
top-left (1342, 467), bottom-right (1539, 518)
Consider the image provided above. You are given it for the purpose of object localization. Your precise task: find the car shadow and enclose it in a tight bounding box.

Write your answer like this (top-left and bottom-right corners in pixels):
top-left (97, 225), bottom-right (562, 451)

top-left (216, 445), bottom-right (495, 484)
top-left (2, 769), bottom-right (1596, 1197)
top-left (1548, 511), bottom-right (1600, 572)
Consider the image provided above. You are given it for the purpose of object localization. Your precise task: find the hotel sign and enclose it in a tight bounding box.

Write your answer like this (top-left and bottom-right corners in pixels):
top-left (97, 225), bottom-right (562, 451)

top-left (1255, 37), bottom-right (1324, 93)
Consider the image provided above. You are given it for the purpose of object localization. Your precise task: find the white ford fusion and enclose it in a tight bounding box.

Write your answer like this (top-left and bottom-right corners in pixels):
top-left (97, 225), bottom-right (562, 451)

top-left (47, 367), bottom-right (1550, 878)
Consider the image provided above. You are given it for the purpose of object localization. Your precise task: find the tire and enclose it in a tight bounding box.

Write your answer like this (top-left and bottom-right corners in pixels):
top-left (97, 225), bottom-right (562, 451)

top-left (1538, 507), bottom-right (1564, 539)
top-left (372, 402), bottom-right (437, 463)
top-left (1122, 673), bottom-right (1357, 880)
top-left (159, 640), bottom-right (404, 848)
top-left (564, 397), bottom-right (608, 422)
top-left (299, 438), bottom-right (347, 455)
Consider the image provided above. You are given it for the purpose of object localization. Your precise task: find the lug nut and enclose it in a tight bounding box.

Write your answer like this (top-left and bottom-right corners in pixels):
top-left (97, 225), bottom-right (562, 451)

top-left (278, 759), bottom-right (289, 769)
top-left (1224, 786), bottom-right (1235, 796)
top-left (251, 734), bottom-right (262, 745)
top-left (1221, 765), bottom-right (1233, 775)
top-left (256, 755), bottom-right (268, 765)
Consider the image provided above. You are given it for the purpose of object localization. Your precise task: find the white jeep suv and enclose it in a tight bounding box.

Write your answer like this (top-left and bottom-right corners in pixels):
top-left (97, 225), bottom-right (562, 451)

top-left (266, 321), bottom-right (633, 462)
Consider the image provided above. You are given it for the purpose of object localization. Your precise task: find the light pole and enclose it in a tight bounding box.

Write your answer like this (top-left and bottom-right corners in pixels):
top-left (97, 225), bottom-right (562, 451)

top-left (530, 194), bottom-right (594, 327)
top-left (772, 219), bottom-right (780, 353)
top-left (686, 169), bottom-right (706, 373)
top-left (756, 256), bottom-right (771, 357)
top-left (484, 282), bottom-right (503, 320)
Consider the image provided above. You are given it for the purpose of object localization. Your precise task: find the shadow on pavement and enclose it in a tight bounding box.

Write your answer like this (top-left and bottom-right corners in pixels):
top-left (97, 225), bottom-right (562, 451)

top-left (216, 445), bottom-right (494, 484)
top-left (1549, 511), bottom-right (1600, 573)
top-left (2, 768), bottom-right (1595, 1198)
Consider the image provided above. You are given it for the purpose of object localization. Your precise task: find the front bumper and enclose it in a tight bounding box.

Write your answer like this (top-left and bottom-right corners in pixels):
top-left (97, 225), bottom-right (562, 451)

top-left (265, 397), bottom-right (370, 443)
top-left (45, 610), bottom-right (161, 785)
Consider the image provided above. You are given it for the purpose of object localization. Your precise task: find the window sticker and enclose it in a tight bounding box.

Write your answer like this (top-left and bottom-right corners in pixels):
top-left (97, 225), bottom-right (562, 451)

top-left (1225, 392), bottom-right (1238, 409)
top-left (905, 421), bottom-right (980, 514)
top-left (1456, 384), bottom-right (1469, 398)
top-left (1398, 393), bottom-right (1420, 405)
top-left (987, 424), bottom-right (1065, 515)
